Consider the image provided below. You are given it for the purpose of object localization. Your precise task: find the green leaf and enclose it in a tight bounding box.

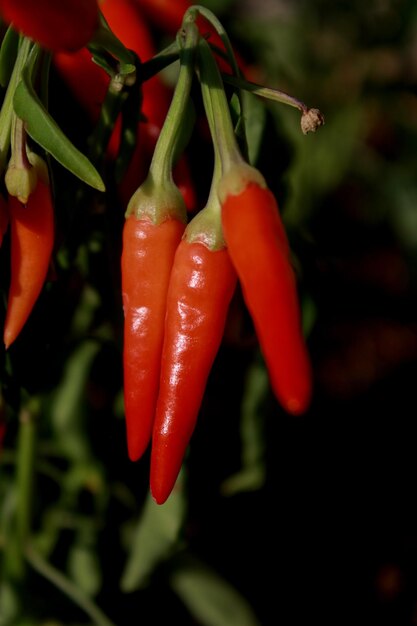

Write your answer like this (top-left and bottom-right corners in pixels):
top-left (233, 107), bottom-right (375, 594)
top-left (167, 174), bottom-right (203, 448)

top-left (170, 555), bottom-right (262, 626)
top-left (13, 66), bottom-right (105, 191)
top-left (242, 90), bottom-right (267, 166)
top-left (0, 581), bottom-right (20, 625)
top-left (120, 471), bottom-right (186, 591)
top-left (0, 27), bottom-right (19, 88)
top-left (68, 541), bottom-right (101, 597)
top-left (49, 340), bottom-right (100, 461)
top-left (221, 358), bottom-right (268, 496)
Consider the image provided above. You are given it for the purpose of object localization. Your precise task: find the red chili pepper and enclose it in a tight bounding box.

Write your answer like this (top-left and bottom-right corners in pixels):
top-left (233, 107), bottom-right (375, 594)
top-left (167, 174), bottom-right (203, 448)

top-left (219, 166), bottom-right (312, 415)
top-left (53, 47), bottom-right (109, 125)
top-left (121, 213), bottom-right (185, 461)
top-left (0, 0), bottom-right (99, 52)
top-left (150, 231), bottom-right (237, 504)
top-left (3, 174), bottom-right (54, 349)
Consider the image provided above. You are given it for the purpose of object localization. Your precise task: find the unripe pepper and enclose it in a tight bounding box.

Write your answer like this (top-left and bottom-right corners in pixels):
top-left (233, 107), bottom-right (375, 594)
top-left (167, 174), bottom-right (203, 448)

top-left (219, 164), bottom-right (312, 415)
top-left (3, 155), bottom-right (54, 348)
top-left (150, 210), bottom-right (236, 504)
top-left (0, 0), bottom-right (99, 52)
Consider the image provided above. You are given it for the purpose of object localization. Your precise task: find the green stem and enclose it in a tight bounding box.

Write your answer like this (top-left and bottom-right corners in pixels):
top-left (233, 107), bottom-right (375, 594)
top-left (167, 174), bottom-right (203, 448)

top-left (198, 59), bottom-right (222, 211)
top-left (10, 115), bottom-right (31, 170)
top-left (188, 5), bottom-right (241, 78)
top-left (25, 544), bottom-right (117, 626)
top-left (149, 15), bottom-right (199, 184)
top-left (197, 37), bottom-right (243, 174)
top-left (0, 37), bottom-right (32, 173)
top-left (222, 73), bottom-right (308, 113)
top-left (7, 399), bottom-right (39, 580)
top-left (140, 40), bottom-right (180, 82)
top-left (88, 72), bottom-right (129, 166)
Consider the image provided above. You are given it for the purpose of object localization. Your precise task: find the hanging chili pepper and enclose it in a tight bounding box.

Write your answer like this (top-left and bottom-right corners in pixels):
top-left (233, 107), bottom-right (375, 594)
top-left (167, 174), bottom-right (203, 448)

top-left (219, 164), bottom-right (312, 415)
top-left (122, 208), bottom-right (185, 461)
top-left (150, 210), bottom-right (237, 504)
top-left (3, 156), bottom-right (54, 348)
top-left (150, 34), bottom-right (238, 503)
top-left (121, 14), bottom-right (198, 461)
top-left (193, 34), bottom-right (313, 417)
top-left (0, 0), bottom-right (99, 52)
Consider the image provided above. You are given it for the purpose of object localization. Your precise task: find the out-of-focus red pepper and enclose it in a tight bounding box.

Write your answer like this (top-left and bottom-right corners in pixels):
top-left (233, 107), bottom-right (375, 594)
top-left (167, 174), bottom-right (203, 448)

top-left (54, 0), bottom-right (196, 210)
top-left (0, 0), bottom-right (99, 52)
top-left (131, 0), bottom-right (192, 34)
top-left (3, 159), bottom-right (54, 349)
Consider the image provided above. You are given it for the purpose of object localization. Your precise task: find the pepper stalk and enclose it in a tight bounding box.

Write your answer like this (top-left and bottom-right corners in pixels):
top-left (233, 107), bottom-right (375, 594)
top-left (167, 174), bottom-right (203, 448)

top-left (126, 12), bottom-right (199, 224)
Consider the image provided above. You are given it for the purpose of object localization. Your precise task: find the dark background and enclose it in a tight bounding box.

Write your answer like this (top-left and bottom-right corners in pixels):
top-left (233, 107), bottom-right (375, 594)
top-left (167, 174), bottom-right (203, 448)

top-left (2, 0), bottom-right (417, 624)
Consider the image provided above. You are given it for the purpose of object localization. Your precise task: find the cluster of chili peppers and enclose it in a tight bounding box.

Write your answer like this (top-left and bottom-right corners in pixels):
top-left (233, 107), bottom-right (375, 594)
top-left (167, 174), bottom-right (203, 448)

top-left (0, 0), bottom-right (324, 504)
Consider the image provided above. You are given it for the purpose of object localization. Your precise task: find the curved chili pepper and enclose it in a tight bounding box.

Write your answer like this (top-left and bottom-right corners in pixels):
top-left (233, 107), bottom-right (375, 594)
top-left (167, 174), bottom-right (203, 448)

top-left (150, 237), bottom-right (237, 504)
top-left (121, 214), bottom-right (185, 461)
top-left (3, 175), bottom-right (54, 348)
top-left (219, 168), bottom-right (312, 415)
top-left (0, 0), bottom-right (99, 52)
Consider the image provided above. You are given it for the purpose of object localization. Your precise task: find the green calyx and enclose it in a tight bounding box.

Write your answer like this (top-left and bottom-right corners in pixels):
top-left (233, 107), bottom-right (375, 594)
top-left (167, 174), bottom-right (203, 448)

top-left (184, 202), bottom-right (225, 251)
top-left (126, 175), bottom-right (186, 225)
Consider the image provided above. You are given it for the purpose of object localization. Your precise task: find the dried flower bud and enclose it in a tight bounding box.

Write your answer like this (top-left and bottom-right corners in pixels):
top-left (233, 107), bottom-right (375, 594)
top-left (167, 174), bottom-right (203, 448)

top-left (301, 108), bottom-right (325, 134)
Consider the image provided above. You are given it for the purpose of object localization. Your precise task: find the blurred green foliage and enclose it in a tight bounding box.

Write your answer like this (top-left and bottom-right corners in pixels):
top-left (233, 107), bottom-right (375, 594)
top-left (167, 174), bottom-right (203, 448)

top-left (2, 1), bottom-right (417, 625)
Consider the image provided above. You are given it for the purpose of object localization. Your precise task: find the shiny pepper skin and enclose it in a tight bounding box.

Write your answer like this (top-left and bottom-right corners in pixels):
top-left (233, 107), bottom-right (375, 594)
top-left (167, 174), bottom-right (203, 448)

top-left (0, 0), bottom-right (99, 52)
top-left (121, 215), bottom-right (185, 461)
top-left (220, 177), bottom-right (312, 415)
top-left (150, 240), bottom-right (237, 504)
top-left (3, 179), bottom-right (54, 348)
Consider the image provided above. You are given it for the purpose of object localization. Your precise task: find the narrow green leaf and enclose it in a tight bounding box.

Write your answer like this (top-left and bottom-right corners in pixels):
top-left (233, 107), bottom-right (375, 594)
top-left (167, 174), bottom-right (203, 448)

top-left (13, 67), bottom-right (105, 191)
top-left (120, 471), bottom-right (186, 591)
top-left (49, 340), bottom-right (100, 461)
top-left (221, 358), bottom-right (268, 496)
top-left (242, 90), bottom-right (267, 165)
top-left (68, 541), bottom-right (102, 597)
top-left (170, 555), bottom-right (262, 626)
